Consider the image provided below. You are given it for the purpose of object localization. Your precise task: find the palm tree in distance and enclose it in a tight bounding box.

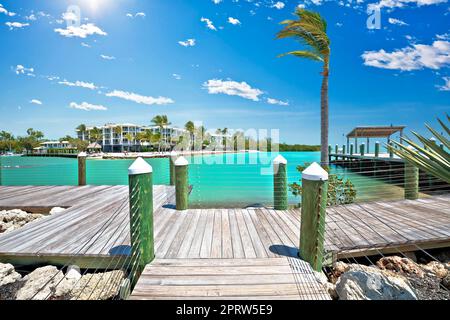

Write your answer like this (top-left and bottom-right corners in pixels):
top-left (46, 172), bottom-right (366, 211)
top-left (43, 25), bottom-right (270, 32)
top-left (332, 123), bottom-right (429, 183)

top-left (276, 8), bottom-right (331, 166)
top-left (90, 127), bottom-right (103, 145)
top-left (185, 121), bottom-right (195, 151)
top-left (76, 124), bottom-right (87, 140)
top-left (124, 133), bottom-right (134, 151)
top-left (113, 126), bottom-right (123, 152)
top-left (152, 115), bottom-right (171, 152)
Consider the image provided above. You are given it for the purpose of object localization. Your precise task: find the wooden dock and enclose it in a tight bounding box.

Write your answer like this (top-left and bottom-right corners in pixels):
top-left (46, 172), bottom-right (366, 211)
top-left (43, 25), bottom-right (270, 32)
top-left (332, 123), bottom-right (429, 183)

top-left (0, 186), bottom-right (449, 299)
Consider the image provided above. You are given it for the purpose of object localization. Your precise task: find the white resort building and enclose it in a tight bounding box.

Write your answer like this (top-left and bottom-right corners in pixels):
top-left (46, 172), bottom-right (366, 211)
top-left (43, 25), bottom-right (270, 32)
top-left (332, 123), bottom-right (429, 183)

top-left (76, 123), bottom-right (187, 152)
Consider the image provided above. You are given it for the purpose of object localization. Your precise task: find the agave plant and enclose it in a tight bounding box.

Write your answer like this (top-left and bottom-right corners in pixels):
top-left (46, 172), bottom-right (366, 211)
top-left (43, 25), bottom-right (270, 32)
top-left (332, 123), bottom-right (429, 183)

top-left (388, 115), bottom-right (450, 183)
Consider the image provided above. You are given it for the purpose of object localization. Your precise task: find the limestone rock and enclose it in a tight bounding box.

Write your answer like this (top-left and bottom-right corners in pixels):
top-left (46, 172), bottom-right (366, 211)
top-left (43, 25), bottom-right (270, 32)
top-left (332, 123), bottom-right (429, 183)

top-left (65, 265), bottom-right (81, 281)
top-left (15, 266), bottom-right (72, 300)
top-left (0, 209), bottom-right (44, 233)
top-left (442, 275), bottom-right (450, 290)
top-left (377, 256), bottom-right (424, 278)
top-left (0, 263), bottom-right (23, 300)
top-left (336, 266), bottom-right (417, 300)
top-left (49, 207), bottom-right (66, 215)
top-left (69, 270), bottom-right (125, 300)
top-left (313, 270), bottom-right (337, 299)
top-left (422, 261), bottom-right (449, 279)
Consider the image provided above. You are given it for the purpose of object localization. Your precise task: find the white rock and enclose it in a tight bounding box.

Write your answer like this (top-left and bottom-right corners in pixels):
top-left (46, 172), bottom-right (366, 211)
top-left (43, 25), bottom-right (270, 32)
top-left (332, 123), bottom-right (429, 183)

top-left (336, 267), bottom-right (417, 300)
top-left (15, 266), bottom-right (72, 300)
top-left (65, 265), bottom-right (81, 280)
top-left (49, 207), bottom-right (66, 215)
top-left (0, 263), bottom-right (23, 300)
top-left (70, 270), bottom-right (125, 300)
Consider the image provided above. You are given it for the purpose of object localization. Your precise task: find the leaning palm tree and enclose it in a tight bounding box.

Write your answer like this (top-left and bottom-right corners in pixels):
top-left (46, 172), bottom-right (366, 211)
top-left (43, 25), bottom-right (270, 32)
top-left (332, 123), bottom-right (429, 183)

top-left (388, 115), bottom-right (450, 183)
top-left (185, 121), bottom-right (195, 151)
top-left (90, 127), bottom-right (103, 144)
top-left (276, 8), bottom-right (331, 166)
top-left (152, 115), bottom-right (171, 152)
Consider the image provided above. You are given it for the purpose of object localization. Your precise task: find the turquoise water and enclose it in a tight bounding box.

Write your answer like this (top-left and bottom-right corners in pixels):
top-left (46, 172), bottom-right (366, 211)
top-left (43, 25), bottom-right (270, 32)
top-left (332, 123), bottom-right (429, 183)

top-left (0, 152), bottom-right (397, 208)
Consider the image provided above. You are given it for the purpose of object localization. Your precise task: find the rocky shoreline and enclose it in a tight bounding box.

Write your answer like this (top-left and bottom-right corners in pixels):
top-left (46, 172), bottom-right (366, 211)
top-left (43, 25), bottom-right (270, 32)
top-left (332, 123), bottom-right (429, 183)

top-left (0, 208), bottom-right (65, 234)
top-left (323, 253), bottom-right (450, 300)
top-left (0, 263), bottom-right (125, 300)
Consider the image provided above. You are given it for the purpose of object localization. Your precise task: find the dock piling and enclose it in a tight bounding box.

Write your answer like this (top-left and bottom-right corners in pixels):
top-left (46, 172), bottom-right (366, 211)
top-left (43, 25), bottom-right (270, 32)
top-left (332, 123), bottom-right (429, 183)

top-left (169, 151), bottom-right (178, 186)
top-left (128, 157), bottom-right (154, 285)
top-left (273, 155), bottom-right (288, 210)
top-left (375, 141), bottom-right (380, 158)
top-left (300, 163), bottom-right (329, 272)
top-left (360, 143), bottom-right (365, 157)
top-left (404, 161), bottom-right (419, 200)
top-left (77, 152), bottom-right (87, 186)
top-left (350, 144), bottom-right (354, 156)
top-left (175, 156), bottom-right (189, 210)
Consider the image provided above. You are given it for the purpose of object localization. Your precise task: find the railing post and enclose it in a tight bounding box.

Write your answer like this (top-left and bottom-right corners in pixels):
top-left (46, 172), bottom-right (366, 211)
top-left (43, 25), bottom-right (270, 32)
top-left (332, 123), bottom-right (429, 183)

top-left (389, 142), bottom-right (394, 158)
top-left (350, 144), bottom-right (354, 156)
top-left (128, 157), bottom-right (154, 284)
top-left (335, 144), bottom-right (339, 154)
top-left (375, 141), bottom-right (380, 158)
top-left (175, 156), bottom-right (189, 210)
top-left (342, 145), bottom-right (346, 155)
top-left (404, 162), bottom-right (419, 200)
top-left (169, 151), bottom-right (177, 186)
top-left (360, 143), bottom-right (365, 156)
top-left (300, 163), bottom-right (328, 272)
top-left (77, 152), bottom-right (87, 186)
top-left (273, 155), bottom-right (288, 210)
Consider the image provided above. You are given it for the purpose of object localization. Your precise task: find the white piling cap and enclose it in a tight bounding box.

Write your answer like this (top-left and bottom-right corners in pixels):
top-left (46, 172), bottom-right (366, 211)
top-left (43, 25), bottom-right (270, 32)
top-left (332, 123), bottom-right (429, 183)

top-left (273, 155), bottom-right (287, 165)
top-left (78, 152), bottom-right (87, 157)
top-left (128, 157), bottom-right (152, 175)
top-left (302, 162), bottom-right (328, 181)
top-left (174, 156), bottom-right (189, 166)
top-left (170, 151), bottom-right (178, 158)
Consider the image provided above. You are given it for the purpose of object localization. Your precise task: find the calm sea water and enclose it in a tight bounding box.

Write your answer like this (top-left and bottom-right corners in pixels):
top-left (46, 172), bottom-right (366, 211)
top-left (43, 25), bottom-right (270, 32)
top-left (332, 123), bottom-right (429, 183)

top-left (0, 152), bottom-right (400, 207)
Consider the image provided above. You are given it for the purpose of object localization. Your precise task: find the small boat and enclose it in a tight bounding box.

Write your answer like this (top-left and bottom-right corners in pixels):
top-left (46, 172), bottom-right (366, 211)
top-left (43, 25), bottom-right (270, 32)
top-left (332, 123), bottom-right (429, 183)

top-left (1, 152), bottom-right (22, 157)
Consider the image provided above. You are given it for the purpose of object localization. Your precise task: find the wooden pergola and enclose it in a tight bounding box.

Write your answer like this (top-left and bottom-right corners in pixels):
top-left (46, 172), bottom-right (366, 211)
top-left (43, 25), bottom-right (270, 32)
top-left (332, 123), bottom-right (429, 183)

top-left (346, 125), bottom-right (406, 153)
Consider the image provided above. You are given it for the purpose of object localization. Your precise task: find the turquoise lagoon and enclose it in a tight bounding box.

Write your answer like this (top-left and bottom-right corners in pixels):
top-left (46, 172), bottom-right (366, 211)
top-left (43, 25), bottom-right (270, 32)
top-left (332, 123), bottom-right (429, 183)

top-left (0, 152), bottom-right (398, 208)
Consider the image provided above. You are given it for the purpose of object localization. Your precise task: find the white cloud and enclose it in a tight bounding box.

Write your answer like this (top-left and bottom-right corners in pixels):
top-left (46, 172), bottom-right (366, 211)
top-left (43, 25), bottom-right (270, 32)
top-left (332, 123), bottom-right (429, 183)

top-left (203, 79), bottom-right (264, 101)
top-left (100, 54), bottom-right (116, 60)
top-left (201, 17), bottom-right (217, 31)
top-left (267, 98), bottom-right (289, 106)
top-left (106, 90), bottom-right (175, 105)
top-left (70, 102), bottom-right (107, 111)
top-left (30, 99), bottom-right (43, 105)
top-left (62, 11), bottom-right (78, 22)
top-left (362, 41), bottom-right (450, 71)
top-left (5, 22), bottom-right (30, 30)
top-left (54, 23), bottom-right (107, 38)
top-left (437, 76), bottom-right (450, 90)
top-left (0, 4), bottom-right (16, 16)
top-left (58, 80), bottom-right (98, 90)
top-left (81, 42), bottom-right (91, 48)
top-left (173, 74), bottom-right (182, 80)
top-left (369, 0), bottom-right (447, 10)
top-left (272, 2), bottom-right (286, 9)
top-left (127, 12), bottom-right (146, 18)
top-left (15, 65), bottom-right (34, 76)
top-left (228, 17), bottom-right (241, 25)
top-left (212, 0), bottom-right (223, 4)
top-left (178, 38), bottom-right (196, 47)
top-left (25, 14), bottom-right (37, 21)
top-left (388, 17), bottom-right (408, 26)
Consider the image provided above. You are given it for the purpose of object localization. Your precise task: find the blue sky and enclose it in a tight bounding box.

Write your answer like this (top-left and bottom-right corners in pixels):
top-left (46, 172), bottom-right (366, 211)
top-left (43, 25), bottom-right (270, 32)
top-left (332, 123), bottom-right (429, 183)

top-left (0, 0), bottom-right (449, 145)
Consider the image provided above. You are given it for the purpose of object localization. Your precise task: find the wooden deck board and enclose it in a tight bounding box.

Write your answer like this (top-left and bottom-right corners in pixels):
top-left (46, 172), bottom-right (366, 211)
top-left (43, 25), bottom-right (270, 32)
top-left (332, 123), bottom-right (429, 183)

top-left (129, 258), bottom-right (331, 300)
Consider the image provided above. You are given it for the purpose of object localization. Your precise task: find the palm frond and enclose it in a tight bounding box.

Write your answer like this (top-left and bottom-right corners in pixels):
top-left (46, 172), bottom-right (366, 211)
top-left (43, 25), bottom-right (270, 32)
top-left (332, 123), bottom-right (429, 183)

top-left (277, 50), bottom-right (323, 61)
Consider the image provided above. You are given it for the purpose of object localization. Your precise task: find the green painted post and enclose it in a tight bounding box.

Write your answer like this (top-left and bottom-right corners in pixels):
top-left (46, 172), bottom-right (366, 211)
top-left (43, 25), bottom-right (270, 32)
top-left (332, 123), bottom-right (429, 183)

top-left (404, 162), bottom-right (419, 200)
top-left (350, 144), bottom-right (354, 156)
top-left (388, 142), bottom-right (394, 158)
top-left (175, 156), bottom-right (189, 210)
top-left (440, 143), bottom-right (444, 150)
top-left (335, 144), bottom-right (339, 154)
top-left (342, 145), bottom-right (346, 155)
top-left (77, 152), bottom-right (87, 186)
top-left (273, 155), bottom-right (288, 210)
top-left (169, 151), bottom-right (177, 186)
top-left (128, 158), bottom-right (154, 284)
top-left (375, 141), bottom-right (380, 158)
top-left (360, 143), bottom-right (365, 156)
top-left (300, 163), bottom-right (329, 272)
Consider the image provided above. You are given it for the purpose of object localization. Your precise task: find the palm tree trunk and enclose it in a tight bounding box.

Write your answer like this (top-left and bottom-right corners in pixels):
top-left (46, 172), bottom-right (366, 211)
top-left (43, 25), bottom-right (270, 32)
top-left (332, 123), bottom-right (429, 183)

top-left (320, 61), bottom-right (329, 166)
